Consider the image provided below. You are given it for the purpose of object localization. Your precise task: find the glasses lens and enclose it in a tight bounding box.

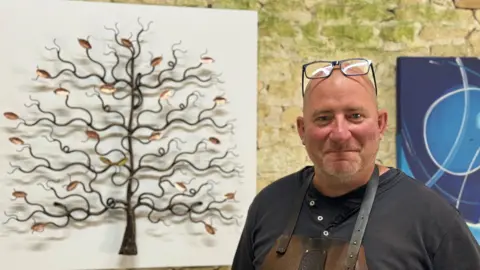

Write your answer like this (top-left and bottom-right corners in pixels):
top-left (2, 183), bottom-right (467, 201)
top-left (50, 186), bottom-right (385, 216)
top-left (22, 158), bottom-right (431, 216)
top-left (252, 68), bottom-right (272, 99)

top-left (304, 61), bottom-right (333, 79)
top-left (340, 59), bottom-right (370, 75)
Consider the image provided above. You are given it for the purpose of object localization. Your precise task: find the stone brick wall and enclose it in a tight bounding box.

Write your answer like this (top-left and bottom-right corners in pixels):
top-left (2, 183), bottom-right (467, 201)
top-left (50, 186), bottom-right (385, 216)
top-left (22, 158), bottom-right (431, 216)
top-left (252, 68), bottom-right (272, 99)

top-left (81, 0), bottom-right (477, 269)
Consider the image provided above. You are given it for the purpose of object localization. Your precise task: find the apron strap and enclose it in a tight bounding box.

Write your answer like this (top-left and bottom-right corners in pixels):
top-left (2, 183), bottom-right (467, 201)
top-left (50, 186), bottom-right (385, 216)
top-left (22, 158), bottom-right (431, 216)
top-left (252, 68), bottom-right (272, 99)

top-left (276, 170), bottom-right (314, 254)
top-left (343, 165), bottom-right (380, 269)
top-left (275, 165), bottom-right (380, 263)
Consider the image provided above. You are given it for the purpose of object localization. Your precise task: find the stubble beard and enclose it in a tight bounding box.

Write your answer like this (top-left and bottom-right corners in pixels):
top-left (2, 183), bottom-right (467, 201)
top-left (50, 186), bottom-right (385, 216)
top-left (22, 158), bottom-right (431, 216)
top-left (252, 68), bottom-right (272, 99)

top-left (321, 156), bottom-right (363, 183)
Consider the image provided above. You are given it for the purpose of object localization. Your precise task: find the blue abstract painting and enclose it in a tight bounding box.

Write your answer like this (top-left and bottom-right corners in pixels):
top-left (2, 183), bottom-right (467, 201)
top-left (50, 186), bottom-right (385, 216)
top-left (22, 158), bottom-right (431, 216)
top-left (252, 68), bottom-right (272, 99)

top-left (396, 56), bottom-right (480, 244)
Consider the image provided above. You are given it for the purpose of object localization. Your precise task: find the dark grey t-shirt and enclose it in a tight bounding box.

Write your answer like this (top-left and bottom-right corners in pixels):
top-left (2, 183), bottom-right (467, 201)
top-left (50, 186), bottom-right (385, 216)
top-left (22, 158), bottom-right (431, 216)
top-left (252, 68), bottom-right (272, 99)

top-left (232, 166), bottom-right (480, 270)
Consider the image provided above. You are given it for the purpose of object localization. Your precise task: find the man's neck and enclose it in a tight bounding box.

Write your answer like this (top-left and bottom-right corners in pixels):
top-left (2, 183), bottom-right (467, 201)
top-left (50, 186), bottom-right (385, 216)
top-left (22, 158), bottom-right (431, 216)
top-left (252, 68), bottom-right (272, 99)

top-left (312, 164), bottom-right (387, 198)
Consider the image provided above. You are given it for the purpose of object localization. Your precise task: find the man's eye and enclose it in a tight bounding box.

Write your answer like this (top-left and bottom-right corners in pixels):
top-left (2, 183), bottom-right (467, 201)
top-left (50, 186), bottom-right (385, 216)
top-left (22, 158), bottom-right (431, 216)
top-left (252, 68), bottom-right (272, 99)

top-left (350, 113), bottom-right (363, 120)
top-left (316, 116), bottom-right (330, 121)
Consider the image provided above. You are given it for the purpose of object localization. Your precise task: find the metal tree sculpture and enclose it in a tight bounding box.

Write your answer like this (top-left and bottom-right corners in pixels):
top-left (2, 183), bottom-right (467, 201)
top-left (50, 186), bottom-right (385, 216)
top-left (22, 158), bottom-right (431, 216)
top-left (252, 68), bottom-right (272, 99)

top-left (2, 19), bottom-right (242, 256)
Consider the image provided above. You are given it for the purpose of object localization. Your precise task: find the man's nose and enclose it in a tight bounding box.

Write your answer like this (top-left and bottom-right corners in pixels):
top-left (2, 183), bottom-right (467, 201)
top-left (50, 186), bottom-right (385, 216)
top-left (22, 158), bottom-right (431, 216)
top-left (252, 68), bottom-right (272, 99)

top-left (329, 117), bottom-right (351, 141)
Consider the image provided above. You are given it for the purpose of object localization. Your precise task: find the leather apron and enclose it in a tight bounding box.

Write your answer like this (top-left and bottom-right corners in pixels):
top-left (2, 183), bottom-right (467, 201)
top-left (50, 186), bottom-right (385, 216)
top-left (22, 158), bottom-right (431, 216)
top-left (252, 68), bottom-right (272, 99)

top-left (260, 166), bottom-right (379, 270)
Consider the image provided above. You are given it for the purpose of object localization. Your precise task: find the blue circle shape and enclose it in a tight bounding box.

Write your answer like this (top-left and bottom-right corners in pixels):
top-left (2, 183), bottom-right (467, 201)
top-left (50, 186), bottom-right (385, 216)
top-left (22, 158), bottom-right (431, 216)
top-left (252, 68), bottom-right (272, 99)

top-left (425, 87), bottom-right (480, 174)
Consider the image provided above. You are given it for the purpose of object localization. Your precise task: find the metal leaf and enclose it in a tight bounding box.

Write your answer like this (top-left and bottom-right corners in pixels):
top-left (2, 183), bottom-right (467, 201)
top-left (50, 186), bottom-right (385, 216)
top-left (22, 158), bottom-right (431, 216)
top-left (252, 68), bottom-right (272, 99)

top-left (86, 130), bottom-right (100, 140)
top-left (121, 38), bottom-right (133, 48)
top-left (150, 56), bottom-right (163, 67)
top-left (205, 224), bottom-right (216, 235)
top-left (208, 137), bottom-right (220, 144)
top-left (99, 156), bottom-right (112, 165)
top-left (174, 182), bottom-right (187, 192)
top-left (3, 112), bottom-right (19, 120)
top-left (214, 96), bottom-right (226, 105)
top-left (116, 157), bottom-right (128, 166)
top-left (31, 223), bottom-right (46, 233)
top-left (159, 89), bottom-right (173, 100)
top-left (99, 84), bottom-right (116, 94)
top-left (9, 137), bottom-right (24, 145)
top-left (201, 56), bottom-right (215, 64)
top-left (224, 192), bottom-right (236, 200)
top-left (54, 87), bottom-right (70, 96)
top-left (12, 190), bottom-right (27, 198)
top-left (66, 181), bottom-right (80, 192)
top-left (36, 68), bottom-right (51, 78)
top-left (148, 132), bottom-right (161, 141)
top-left (78, 38), bottom-right (92, 49)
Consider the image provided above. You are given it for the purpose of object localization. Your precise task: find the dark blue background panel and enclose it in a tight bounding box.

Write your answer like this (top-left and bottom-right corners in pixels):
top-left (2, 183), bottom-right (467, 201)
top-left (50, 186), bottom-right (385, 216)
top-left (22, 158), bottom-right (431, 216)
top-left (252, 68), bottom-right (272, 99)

top-left (396, 56), bottom-right (480, 244)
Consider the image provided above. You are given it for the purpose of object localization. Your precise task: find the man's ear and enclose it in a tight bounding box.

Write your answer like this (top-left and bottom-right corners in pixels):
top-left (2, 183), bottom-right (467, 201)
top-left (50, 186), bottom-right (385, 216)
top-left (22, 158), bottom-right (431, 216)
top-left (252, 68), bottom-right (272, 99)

top-left (297, 116), bottom-right (305, 145)
top-left (377, 109), bottom-right (388, 136)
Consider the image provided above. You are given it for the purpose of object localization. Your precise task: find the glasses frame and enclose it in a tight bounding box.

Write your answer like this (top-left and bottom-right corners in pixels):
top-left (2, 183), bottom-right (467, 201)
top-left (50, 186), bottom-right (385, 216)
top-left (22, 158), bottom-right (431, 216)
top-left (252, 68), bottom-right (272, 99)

top-left (301, 58), bottom-right (378, 97)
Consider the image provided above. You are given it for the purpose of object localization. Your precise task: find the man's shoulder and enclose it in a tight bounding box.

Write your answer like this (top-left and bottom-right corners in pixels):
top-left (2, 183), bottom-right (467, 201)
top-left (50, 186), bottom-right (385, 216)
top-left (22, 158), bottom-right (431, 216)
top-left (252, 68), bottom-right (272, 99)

top-left (389, 167), bottom-right (462, 218)
top-left (389, 168), bottom-right (480, 266)
top-left (249, 166), bottom-right (313, 211)
top-left (258, 166), bottom-right (312, 196)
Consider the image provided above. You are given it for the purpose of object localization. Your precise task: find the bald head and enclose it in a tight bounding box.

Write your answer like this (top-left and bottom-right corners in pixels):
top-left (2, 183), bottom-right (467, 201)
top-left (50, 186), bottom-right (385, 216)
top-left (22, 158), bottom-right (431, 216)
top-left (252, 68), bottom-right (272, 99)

top-left (295, 64), bottom-right (388, 197)
top-left (303, 67), bottom-right (377, 111)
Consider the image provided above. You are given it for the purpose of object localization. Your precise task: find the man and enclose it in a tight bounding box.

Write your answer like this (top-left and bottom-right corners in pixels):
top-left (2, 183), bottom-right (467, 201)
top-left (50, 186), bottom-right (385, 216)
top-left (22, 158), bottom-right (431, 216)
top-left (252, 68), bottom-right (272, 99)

top-left (231, 59), bottom-right (480, 270)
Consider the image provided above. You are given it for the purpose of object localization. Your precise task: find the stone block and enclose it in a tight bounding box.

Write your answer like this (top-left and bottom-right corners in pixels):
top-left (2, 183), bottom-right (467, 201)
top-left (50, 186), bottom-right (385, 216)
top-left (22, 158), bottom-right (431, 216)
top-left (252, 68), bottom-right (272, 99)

top-left (281, 106), bottom-right (302, 126)
top-left (372, 62), bottom-right (396, 86)
top-left (454, 0), bottom-right (480, 9)
top-left (398, 47), bottom-right (431, 55)
top-left (383, 42), bottom-right (408, 51)
top-left (430, 44), bottom-right (470, 56)
top-left (257, 126), bottom-right (282, 149)
top-left (260, 59), bottom-right (292, 82)
top-left (257, 144), bottom-right (310, 174)
top-left (262, 78), bottom-right (304, 107)
top-left (262, 0), bottom-right (306, 12)
top-left (453, 9), bottom-right (480, 26)
top-left (396, 4), bottom-right (476, 25)
top-left (431, 0), bottom-right (455, 7)
top-left (399, 0), bottom-right (428, 4)
top-left (419, 25), bottom-right (471, 41)
top-left (337, 0), bottom-right (399, 5)
top-left (279, 126), bottom-right (303, 145)
top-left (349, 3), bottom-right (396, 22)
top-left (468, 30), bottom-right (480, 54)
top-left (259, 103), bottom-right (283, 127)
top-left (279, 10), bottom-right (312, 26)
top-left (167, 0), bottom-right (205, 6)
top-left (314, 2), bottom-right (397, 23)
top-left (379, 22), bottom-right (416, 43)
top-left (313, 4), bottom-right (348, 21)
top-left (259, 12), bottom-right (297, 37)
top-left (321, 25), bottom-right (375, 46)
top-left (257, 102), bottom-right (271, 121)
top-left (168, 0), bottom-right (257, 9)
top-left (299, 20), bottom-right (321, 43)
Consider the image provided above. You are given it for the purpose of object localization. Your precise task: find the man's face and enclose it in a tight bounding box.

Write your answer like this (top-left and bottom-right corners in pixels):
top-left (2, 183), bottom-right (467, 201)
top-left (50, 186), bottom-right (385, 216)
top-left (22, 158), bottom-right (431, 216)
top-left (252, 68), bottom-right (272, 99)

top-left (297, 69), bottom-right (387, 180)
